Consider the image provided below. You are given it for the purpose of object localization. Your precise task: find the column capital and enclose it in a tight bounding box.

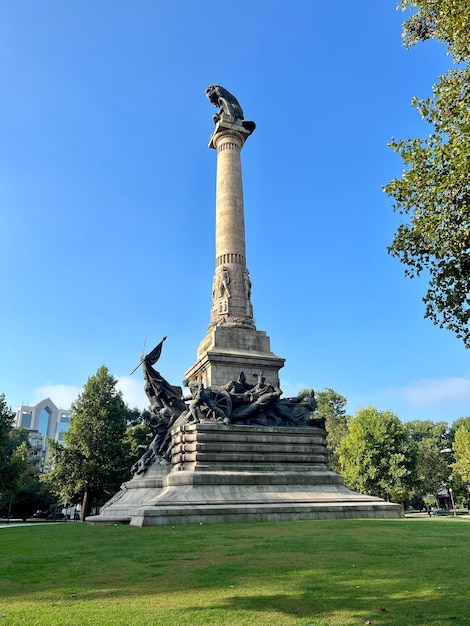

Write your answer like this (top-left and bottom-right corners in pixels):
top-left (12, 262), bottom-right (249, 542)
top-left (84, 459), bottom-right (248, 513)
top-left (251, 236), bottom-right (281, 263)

top-left (208, 114), bottom-right (255, 150)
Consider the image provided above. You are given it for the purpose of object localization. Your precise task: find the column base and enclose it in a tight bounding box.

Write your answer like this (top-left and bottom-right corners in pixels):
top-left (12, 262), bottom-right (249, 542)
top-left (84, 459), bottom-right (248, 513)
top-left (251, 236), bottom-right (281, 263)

top-left (185, 325), bottom-right (285, 389)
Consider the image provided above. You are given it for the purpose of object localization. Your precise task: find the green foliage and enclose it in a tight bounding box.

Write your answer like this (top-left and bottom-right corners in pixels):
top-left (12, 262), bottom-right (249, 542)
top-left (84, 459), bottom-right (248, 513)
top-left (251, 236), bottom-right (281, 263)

top-left (338, 406), bottom-right (416, 502)
top-left (313, 388), bottom-right (349, 473)
top-left (449, 415), bottom-right (470, 441)
top-left (405, 420), bottom-right (451, 497)
top-left (41, 366), bottom-right (134, 518)
top-left (0, 393), bottom-right (15, 496)
top-left (399, 0), bottom-right (470, 61)
top-left (0, 394), bottom-right (30, 500)
top-left (126, 406), bottom-right (145, 427)
top-left (0, 479), bottom-right (56, 521)
top-left (8, 427), bottom-right (30, 450)
top-left (124, 422), bottom-right (152, 464)
top-left (385, 1), bottom-right (470, 345)
top-left (452, 425), bottom-right (470, 489)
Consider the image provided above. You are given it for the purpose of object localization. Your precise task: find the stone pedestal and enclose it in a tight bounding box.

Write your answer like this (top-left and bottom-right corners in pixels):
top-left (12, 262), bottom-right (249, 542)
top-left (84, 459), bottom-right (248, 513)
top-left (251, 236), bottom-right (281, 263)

top-left (185, 326), bottom-right (285, 389)
top-left (88, 424), bottom-right (403, 526)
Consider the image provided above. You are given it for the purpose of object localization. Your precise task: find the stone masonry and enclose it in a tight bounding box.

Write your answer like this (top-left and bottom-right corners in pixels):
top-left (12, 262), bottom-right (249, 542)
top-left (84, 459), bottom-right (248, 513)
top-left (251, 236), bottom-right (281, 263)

top-left (185, 113), bottom-right (284, 390)
top-left (86, 87), bottom-right (403, 526)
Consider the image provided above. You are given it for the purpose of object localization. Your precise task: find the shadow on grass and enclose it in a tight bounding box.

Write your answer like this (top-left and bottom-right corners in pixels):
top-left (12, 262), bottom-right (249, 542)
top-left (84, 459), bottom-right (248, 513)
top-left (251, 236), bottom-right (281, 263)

top-left (1, 519), bottom-right (470, 626)
top-left (182, 590), bottom-right (468, 625)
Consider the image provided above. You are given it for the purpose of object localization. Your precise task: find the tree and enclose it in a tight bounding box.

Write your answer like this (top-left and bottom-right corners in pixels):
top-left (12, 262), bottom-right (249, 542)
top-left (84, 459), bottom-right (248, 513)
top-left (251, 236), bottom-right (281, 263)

top-left (405, 420), bottom-right (451, 500)
top-left (0, 393), bottom-right (16, 498)
top-left (385, 1), bottom-right (470, 346)
top-left (338, 406), bottom-right (416, 503)
top-left (449, 416), bottom-right (470, 442)
top-left (0, 394), bottom-right (30, 507)
top-left (122, 407), bottom-right (153, 468)
top-left (452, 425), bottom-right (470, 499)
top-left (313, 388), bottom-right (349, 473)
top-left (0, 478), bottom-right (56, 522)
top-left (41, 366), bottom-right (133, 520)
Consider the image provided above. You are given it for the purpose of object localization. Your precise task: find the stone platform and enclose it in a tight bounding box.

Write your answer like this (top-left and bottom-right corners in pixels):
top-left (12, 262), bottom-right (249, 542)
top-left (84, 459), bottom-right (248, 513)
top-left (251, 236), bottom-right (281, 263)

top-left (87, 423), bottom-right (403, 526)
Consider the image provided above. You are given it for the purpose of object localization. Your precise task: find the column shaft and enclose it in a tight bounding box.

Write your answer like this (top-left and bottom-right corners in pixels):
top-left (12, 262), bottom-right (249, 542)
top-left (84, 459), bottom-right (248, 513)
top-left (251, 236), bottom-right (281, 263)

top-left (214, 131), bottom-right (246, 267)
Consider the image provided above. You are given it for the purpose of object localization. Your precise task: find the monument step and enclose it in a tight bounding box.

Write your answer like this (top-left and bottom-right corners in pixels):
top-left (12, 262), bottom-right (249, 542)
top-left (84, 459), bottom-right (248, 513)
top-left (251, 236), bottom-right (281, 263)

top-left (88, 499), bottom-right (403, 527)
top-left (166, 469), bottom-right (344, 486)
top-left (176, 429), bottom-right (326, 446)
top-left (172, 453), bottom-right (329, 466)
top-left (172, 442), bottom-right (327, 455)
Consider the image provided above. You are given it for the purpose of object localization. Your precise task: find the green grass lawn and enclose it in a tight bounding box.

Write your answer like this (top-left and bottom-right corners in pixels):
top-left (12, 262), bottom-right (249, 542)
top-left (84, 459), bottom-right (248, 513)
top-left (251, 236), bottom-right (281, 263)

top-left (0, 518), bottom-right (469, 626)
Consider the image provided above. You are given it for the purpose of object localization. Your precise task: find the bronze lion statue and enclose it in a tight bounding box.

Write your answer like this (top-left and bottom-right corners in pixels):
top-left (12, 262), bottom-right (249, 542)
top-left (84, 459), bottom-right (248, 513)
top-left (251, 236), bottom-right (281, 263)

top-left (206, 84), bottom-right (245, 123)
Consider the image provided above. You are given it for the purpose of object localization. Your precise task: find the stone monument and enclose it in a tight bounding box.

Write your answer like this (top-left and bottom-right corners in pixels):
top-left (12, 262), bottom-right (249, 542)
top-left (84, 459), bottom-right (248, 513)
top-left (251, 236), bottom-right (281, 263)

top-left (184, 84), bottom-right (284, 391)
top-left (87, 86), bottom-right (403, 526)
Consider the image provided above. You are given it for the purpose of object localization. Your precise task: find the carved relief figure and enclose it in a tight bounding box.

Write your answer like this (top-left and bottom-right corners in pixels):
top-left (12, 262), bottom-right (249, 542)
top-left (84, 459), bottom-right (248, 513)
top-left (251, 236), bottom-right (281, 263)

top-left (243, 269), bottom-right (252, 300)
top-left (214, 266), bottom-right (231, 299)
top-left (211, 274), bottom-right (217, 302)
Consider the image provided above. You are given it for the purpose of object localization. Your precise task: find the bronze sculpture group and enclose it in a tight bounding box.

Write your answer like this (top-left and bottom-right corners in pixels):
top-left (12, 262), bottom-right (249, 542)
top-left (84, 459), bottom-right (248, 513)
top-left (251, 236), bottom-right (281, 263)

top-left (132, 339), bottom-right (324, 475)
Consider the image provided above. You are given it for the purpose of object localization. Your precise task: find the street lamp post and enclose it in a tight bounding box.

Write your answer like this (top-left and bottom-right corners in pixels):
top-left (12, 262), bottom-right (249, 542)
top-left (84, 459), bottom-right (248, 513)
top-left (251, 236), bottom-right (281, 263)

top-left (439, 447), bottom-right (457, 516)
top-left (449, 487), bottom-right (457, 516)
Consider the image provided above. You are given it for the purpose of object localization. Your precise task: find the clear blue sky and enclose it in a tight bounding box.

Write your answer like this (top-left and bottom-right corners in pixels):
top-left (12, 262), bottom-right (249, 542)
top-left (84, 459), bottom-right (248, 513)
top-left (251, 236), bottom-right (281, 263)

top-left (2, 1), bottom-right (469, 425)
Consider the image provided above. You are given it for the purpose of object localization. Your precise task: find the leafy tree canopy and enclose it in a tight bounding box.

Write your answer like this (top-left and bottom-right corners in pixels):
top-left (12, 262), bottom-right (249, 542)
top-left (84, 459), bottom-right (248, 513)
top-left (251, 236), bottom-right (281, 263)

top-left (452, 424), bottom-right (470, 490)
top-left (338, 406), bottom-right (416, 502)
top-left (41, 366), bottom-right (134, 519)
top-left (449, 416), bottom-right (470, 441)
top-left (0, 393), bottom-right (14, 447)
top-left (124, 422), bottom-right (152, 464)
top-left (0, 394), bottom-right (30, 500)
top-left (385, 0), bottom-right (470, 345)
top-left (399, 0), bottom-right (470, 61)
top-left (313, 388), bottom-right (349, 473)
top-left (405, 419), bottom-right (450, 497)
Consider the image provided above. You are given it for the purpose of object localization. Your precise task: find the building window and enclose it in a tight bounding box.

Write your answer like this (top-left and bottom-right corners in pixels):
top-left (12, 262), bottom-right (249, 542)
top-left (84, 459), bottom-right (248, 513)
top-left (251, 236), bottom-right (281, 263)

top-left (38, 408), bottom-right (52, 439)
top-left (21, 412), bottom-right (32, 428)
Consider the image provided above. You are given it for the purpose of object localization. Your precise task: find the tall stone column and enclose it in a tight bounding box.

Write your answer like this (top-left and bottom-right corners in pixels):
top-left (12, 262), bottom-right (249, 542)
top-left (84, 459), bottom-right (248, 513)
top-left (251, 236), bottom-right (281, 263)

top-left (185, 87), bottom-right (284, 390)
top-left (210, 118), bottom-right (254, 329)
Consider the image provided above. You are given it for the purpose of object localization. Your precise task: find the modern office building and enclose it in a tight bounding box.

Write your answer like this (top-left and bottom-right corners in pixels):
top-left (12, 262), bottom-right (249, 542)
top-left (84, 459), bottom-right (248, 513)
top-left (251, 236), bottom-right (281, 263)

top-left (15, 398), bottom-right (71, 469)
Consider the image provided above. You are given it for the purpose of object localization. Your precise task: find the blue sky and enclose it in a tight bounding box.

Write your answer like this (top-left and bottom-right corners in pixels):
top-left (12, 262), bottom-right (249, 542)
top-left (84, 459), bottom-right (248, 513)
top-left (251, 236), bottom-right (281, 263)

top-left (2, 1), bottom-right (469, 425)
